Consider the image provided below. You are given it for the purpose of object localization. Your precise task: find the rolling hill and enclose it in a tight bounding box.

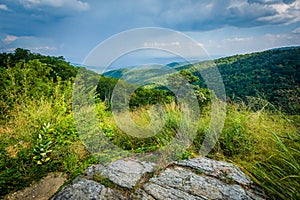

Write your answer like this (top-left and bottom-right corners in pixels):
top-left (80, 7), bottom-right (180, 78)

top-left (102, 47), bottom-right (300, 114)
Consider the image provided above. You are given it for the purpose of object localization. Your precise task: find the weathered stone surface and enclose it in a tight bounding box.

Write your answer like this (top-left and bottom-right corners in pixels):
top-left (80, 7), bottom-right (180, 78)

top-left (130, 189), bottom-right (156, 200)
top-left (143, 182), bottom-right (205, 200)
top-left (51, 157), bottom-right (266, 200)
top-left (51, 176), bottom-right (127, 200)
top-left (51, 177), bottom-right (105, 200)
top-left (146, 166), bottom-right (263, 200)
top-left (86, 164), bottom-right (106, 177)
top-left (176, 157), bottom-right (252, 186)
top-left (99, 187), bottom-right (127, 200)
top-left (86, 159), bottom-right (157, 189)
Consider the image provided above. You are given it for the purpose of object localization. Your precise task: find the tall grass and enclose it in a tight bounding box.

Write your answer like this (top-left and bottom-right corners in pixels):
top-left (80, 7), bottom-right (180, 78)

top-left (95, 102), bottom-right (183, 153)
top-left (244, 131), bottom-right (300, 199)
top-left (95, 100), bottom-right (300, 197)
top-left (203, 103), bottom-right (300, 199)
top-left (0, 83), bottom-right (97, 198)
top-left (99, 100), bottom-right (299, 198)
top-left (1, 86), bottom-right (299, 199)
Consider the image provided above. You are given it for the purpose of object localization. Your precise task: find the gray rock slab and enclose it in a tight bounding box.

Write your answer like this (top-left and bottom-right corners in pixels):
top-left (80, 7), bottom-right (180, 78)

top-left (86, 159), bottom-right (157, 189)
top-left (176, 157), bottom-right (252, 186)
top-left (51, 177), bottom-right (104, 200)
top-left (51, 177), bottom-right (127, 200)
top-left (147, 166), bottom-right (264, 200)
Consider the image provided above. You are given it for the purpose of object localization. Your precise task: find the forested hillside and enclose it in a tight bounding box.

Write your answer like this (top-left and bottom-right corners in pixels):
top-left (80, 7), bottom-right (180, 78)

top-left (104, 47), bottom-right (300, 114)
top-left (213, 47), bottom-right (300, 114)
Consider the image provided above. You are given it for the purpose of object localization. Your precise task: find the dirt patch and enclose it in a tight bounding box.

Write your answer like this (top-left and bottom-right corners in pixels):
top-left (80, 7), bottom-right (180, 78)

top-left (5, 172), bottom-right (67, 200)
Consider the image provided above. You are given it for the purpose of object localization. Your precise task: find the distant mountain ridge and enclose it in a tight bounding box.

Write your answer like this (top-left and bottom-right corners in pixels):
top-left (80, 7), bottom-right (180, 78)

top-left (102, 47), bottom-right (300, 114)
top-left (270, 46), bottom-right (300, 51)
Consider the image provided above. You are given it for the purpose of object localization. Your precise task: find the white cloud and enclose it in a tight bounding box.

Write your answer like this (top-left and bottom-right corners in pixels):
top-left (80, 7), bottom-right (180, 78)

top-left (0, 4), bottom-right (8, 11)
top-left (5, 46), bottom-right (56, 53)
top-left (224, 37), bottom-right (254, 42)
top-left (292, 27), bottom-right (300, 33)
top-left (32, 46), bottom-right (56, 51)
top-left (6, 48), bottom-right (17, 52)
top-left (197, 42), bottom-right (205, 47)
top-left (2, 35), bottom-right (57, 54)
top-left (263, 33), bottom-right (294, 42)
top-left (257, 0), bottom-right (300, 24)
top-left (3, 35), bottom-right (19, 44)
top-left (2, 35), bottom-right (34, 44)
top-left (20, 0), bottom-right (89, 11)
top-left (143, 42), bottom-right (180, 48)
top-left (157, 0), bottom-right (300, 30)
top-left (193, 26), bottom-right (300, 58)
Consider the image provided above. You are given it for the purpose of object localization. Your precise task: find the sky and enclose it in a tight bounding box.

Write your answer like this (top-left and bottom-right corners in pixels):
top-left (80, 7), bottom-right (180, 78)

top-left (0, 0), bottom-right (300, 67)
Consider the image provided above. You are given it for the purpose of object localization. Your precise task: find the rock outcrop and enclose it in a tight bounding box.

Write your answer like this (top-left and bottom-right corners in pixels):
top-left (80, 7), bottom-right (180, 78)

top-left (51, 157), bottom-right (266, 200)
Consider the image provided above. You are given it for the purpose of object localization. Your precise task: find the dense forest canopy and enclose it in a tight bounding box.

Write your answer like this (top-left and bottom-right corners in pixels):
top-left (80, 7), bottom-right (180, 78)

top-left (212, 47), bottom-right (300, 114)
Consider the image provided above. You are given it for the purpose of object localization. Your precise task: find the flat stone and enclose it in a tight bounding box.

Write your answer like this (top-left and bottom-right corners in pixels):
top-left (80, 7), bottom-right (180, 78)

top-left (86, 159), bottom-right (157, 189)
top-left (147, 166), bottom-right (264, 200)
top-left (51, 177), bottom-right (104, 200)
top-left (176, 157), bottom-right (252, 186)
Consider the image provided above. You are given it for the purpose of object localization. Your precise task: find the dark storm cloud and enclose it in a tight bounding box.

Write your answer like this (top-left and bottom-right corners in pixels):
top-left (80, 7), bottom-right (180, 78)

top-left (156, 0), bottom-right (300, 30)
top-left (0, 0), bottom-right (299, 62)
top-left (1, 0), bottom-right (299, 37)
